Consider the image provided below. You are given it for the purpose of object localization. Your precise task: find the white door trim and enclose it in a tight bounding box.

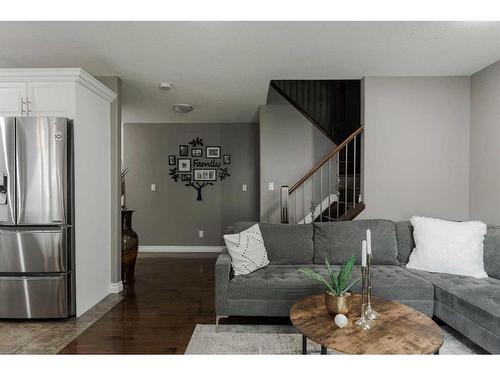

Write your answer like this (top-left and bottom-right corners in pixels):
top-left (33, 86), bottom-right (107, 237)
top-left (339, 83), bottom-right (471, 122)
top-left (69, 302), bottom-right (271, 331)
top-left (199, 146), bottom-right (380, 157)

top-left (109, 281), bottom-right (123, 294)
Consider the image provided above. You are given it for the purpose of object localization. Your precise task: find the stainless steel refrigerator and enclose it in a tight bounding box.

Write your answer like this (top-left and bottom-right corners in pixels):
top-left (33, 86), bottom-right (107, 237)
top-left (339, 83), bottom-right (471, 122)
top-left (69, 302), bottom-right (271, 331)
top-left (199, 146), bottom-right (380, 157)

top-left (0, 117), bottom-right (74, 319)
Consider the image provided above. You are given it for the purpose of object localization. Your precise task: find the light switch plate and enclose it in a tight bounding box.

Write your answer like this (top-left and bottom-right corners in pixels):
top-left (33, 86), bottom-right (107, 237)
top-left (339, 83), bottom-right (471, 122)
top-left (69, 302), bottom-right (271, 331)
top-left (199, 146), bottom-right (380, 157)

top-left (268, 182), bottom-right (274, 191)
top-left (242, 184), bottom-right (247, 192)
top-left (151, 184), bottom-right (156, 192)
top-left (198, 230), bottom-right (204, 238)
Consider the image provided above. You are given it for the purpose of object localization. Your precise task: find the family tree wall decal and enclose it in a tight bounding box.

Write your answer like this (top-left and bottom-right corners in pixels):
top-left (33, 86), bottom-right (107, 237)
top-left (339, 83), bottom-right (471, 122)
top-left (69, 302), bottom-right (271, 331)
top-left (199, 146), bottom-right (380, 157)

top-left (168, 137), bottom-right (231, 201)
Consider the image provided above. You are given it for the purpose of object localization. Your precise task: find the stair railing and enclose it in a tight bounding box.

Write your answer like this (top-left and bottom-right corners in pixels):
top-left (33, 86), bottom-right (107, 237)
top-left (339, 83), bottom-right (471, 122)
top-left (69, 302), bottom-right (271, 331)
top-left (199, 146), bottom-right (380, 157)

top-left (280, 126), bottom-right (365, 224)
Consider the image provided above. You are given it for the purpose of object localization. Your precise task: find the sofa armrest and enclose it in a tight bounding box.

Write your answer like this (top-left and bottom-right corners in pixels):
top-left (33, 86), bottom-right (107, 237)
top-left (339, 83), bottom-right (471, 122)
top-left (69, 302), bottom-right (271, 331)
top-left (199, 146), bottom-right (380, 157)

top-left (215, 251), bottom-right (233, 315)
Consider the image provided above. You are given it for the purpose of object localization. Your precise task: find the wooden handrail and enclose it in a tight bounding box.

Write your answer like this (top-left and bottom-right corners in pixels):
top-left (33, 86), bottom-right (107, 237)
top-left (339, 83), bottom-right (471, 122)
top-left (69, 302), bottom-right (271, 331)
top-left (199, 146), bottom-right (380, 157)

top-left (289, 125), bottom-right (364, 193)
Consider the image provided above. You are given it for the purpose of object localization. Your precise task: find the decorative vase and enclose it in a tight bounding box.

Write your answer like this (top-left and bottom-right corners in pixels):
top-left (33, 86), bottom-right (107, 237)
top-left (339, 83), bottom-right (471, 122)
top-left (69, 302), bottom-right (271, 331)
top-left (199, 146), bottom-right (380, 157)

top-left (121, 209), bottom-right (139, 289)
top-left (325, 292), bottom-right (352, 316)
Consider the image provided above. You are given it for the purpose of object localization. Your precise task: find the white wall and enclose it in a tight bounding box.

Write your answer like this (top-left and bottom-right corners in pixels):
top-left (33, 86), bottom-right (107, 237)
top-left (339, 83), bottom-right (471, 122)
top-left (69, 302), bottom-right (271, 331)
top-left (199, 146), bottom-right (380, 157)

top-left (74, 83), bottom-right (112, 316)
top-left (358, 76), bottom-right (471, 221)
top-left (470, 61), bottom-right (500, 225)
top-left (96, 76), bottom-right (122, 285)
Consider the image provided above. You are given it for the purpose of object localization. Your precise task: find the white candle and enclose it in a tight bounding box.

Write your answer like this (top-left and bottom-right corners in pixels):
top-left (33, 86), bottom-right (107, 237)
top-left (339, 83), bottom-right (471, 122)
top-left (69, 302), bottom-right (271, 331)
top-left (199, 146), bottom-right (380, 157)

top-left (362, 240), bottom-right (367, 267)
top-left (366, 229), bottom-right (372, 255)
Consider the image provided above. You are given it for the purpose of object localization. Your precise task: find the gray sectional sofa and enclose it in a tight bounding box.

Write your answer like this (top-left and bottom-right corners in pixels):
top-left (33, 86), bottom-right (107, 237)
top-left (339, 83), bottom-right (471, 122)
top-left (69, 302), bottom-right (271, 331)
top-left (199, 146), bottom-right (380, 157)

top-left (215, 220), bottom-right (500, 353)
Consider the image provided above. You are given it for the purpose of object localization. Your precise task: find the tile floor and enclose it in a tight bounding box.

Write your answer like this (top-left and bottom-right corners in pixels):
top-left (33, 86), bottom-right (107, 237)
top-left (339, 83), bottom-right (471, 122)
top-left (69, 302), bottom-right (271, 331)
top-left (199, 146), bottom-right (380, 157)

top-left (0, 293), bottom-right (123, 354)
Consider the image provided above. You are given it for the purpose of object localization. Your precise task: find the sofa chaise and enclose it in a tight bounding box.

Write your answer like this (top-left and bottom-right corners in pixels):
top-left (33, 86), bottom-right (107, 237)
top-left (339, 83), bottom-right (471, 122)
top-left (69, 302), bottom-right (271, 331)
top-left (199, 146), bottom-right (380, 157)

top-left (215, 220), bottom-right (500, 353)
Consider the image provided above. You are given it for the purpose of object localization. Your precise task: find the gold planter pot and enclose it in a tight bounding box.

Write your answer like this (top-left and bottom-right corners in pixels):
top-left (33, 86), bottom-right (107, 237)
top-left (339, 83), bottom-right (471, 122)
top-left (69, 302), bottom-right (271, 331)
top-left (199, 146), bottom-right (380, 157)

top-left (325, 292), bottom-right (352, 316)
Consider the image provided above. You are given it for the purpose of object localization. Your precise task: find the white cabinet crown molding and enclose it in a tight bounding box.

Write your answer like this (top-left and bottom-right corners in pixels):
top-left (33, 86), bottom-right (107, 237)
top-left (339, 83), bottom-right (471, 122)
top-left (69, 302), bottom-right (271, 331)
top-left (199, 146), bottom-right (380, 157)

top-left (0, 68), bottom-right (117, 103)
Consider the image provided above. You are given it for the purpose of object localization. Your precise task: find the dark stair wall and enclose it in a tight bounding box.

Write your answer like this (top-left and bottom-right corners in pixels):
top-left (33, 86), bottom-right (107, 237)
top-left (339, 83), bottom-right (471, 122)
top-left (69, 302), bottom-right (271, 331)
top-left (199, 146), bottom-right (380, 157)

top-left (270, 80), bottom-right (361, 145)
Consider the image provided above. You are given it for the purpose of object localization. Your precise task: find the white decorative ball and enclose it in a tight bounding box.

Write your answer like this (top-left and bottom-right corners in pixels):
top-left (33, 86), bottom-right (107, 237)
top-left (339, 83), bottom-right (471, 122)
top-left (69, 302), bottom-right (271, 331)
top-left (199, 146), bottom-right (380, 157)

top-left (334, 314), bottom-right (348, 328)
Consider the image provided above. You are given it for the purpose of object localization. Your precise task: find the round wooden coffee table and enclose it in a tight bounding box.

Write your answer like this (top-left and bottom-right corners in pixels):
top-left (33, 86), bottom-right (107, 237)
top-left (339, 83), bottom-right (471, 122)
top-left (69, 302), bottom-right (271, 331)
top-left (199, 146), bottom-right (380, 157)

top-left (290, 294), bottom-right (443, 355)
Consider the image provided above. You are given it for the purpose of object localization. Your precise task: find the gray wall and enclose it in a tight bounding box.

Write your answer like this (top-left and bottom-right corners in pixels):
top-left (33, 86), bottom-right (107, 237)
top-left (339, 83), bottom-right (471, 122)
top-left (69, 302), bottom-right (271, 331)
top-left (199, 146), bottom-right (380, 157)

top-left (123, 122), bottom-right (259, 246)
top-left (259, 103), bottom-right (334, 223)
top-left (470, 61), bottom-right (500, 225)
top-left (358, 76), bottom-right (471, 221)
top-left (96, 76), bottom-right (122, 284)
top-left (267, 85), bottom-right (290, 105)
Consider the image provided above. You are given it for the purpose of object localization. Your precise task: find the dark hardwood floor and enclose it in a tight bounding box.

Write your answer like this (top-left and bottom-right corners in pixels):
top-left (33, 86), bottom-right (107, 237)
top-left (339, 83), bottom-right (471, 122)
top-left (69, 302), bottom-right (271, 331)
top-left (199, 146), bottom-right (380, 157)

top-left (58, 252), bottom-right (473, 355)
top-left (60, 252), bottom-right (219, 354)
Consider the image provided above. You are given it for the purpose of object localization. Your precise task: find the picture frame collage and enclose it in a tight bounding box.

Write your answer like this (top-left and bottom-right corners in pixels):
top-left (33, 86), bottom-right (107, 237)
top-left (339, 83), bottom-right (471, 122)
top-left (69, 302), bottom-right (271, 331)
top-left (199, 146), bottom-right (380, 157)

top-left (169, 141), bottom-right (231, 184)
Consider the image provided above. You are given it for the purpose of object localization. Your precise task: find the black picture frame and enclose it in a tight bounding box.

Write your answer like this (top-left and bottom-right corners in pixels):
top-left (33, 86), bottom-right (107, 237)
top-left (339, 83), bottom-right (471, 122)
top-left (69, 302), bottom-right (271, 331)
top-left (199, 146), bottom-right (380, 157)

top-left (193, 169), bottom-right (217, 181)
top-left (205, 146), bottom-right (221, 159)
top-left (178, 158), bottom-right (191, 172)
top-left (181, 174), bottom-right (191, 182)
top-left (223, 155), bottom-right (231, 164)
top-left (179, 145), bottom-right (189, 157)
top-left (168, 155), bottom-right (176, 165)
top-left (191, 148), bottom-right (203, 157)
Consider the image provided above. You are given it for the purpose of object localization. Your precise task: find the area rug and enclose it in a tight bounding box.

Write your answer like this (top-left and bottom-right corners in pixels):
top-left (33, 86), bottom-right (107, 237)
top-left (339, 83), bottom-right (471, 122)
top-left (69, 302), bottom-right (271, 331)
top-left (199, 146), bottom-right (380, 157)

top-left (185, 324), bottom-right (487, 354)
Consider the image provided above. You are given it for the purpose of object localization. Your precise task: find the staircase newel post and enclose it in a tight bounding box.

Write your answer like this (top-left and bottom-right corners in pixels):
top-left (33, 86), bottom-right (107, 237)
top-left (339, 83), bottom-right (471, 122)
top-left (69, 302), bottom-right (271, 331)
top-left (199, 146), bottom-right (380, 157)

top-left (280, 185), bottom-right (289, 224)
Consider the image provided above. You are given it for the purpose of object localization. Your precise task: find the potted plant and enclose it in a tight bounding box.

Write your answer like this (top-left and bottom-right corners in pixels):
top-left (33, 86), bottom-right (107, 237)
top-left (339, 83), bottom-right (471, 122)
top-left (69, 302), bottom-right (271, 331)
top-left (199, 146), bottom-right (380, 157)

top-left (299, 254), bottom-right (360, 315)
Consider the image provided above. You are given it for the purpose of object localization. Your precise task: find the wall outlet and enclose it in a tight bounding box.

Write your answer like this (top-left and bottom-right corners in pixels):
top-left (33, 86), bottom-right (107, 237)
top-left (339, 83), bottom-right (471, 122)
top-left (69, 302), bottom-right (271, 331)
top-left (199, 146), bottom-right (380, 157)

top-left (151, 183), bottom-right (156, 192)
top-left (268, 182), bottom-right (274, 191)
top-left (242, 184), bottom-right (247, 192)
top-left (198, 230), bottom-right (204, 238)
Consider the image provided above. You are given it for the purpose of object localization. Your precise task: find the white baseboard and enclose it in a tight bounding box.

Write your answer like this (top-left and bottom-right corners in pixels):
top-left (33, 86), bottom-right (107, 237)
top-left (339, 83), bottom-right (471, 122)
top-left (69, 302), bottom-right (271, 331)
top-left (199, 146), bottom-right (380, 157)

top-left (109, 281), bottom-right (123, 293)
top-left (139, 245), bottom-right (225, 253)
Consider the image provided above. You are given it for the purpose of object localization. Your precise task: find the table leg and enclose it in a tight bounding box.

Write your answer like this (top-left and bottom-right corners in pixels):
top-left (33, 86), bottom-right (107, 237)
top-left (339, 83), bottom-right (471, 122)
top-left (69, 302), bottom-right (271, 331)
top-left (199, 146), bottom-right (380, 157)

top-left (321, 346), bottom-right (327, 355)
top-left (302, 335), bottom-right (307, 355)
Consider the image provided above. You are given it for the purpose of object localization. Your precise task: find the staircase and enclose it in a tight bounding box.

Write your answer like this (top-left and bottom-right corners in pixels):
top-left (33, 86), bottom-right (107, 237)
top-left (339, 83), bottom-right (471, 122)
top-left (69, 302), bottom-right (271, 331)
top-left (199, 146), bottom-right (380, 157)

top-left (280, 126), bottom-right (365, 223)
top-left (272, 79), bottom-right (365, 224)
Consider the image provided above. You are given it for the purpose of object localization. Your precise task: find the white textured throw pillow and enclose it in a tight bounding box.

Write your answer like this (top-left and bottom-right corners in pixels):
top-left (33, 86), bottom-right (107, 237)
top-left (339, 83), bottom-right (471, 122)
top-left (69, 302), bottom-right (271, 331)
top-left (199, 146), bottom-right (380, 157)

top-left (406, 216), bottom-right (488, 278)
top-left (223, 224), bottom-right (269, 275)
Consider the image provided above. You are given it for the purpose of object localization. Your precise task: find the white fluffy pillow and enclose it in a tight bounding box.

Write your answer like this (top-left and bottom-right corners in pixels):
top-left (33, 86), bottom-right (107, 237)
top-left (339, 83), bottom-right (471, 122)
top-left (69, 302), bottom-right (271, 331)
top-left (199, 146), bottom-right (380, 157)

top-left (223, 224), bottom-right (269, 275)
top-left (406, 216), bottom-right (488, 278)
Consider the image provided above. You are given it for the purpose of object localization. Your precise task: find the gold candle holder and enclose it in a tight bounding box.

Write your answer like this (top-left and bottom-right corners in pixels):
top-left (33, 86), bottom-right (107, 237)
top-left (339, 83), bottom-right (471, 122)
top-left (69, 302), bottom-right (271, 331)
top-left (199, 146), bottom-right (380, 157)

top-left (355, 266), bottom-right (375, 330)
top-left (365, 253), bottom-right (380, 320)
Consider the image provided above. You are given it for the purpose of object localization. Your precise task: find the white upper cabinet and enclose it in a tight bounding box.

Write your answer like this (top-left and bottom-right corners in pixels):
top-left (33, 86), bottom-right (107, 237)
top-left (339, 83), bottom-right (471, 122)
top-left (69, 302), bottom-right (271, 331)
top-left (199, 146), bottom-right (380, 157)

top-left (27, 81), bottom-right (75, 117)
top-left (0, 69), bottom-right (116, 119)
top-left (0, 82), bottom-right (27, 116)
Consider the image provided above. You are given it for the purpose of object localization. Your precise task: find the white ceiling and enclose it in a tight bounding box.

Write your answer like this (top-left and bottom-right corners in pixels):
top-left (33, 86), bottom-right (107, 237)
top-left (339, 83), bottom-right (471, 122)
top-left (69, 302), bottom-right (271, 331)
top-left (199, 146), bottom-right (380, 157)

top-left (0, 21), bottom-right (499, 123)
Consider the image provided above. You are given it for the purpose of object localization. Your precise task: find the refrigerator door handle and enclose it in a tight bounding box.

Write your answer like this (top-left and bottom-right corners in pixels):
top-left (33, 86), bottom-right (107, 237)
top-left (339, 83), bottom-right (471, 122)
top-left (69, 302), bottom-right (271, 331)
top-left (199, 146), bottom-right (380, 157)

top-left (0, 173), bottom-right (6, 205)
top-left (0, 117), bottom-right (15, 224)
top-left (0, 172), bottom-right (6, 193)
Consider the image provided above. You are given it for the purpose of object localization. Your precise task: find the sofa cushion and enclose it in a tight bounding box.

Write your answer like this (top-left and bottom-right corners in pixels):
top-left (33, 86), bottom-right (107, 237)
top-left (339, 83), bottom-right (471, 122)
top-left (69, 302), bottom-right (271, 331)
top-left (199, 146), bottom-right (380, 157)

top-left (228, 265), bottom-right (434, 306)
top-left (232, 222), bottom-right (314, 264)
top-left (484, 225), bottom-right (500, 279)
top-left (395, 221), bottom-right (415, 264)
top-left (313, 220), bottom-right (399, 265)
top-left (397, 222), bottom-right (500, 278)
top-left (407, 269), bottom-right (500, 337)
top-left (228, 264), bottom-right (325, 300)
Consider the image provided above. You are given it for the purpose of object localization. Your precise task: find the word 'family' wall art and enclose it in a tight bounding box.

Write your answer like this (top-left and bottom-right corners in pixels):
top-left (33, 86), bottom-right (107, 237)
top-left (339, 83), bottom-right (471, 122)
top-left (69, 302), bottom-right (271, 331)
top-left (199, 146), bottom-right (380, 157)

top-left (169, 137), bottom-right (231, 201)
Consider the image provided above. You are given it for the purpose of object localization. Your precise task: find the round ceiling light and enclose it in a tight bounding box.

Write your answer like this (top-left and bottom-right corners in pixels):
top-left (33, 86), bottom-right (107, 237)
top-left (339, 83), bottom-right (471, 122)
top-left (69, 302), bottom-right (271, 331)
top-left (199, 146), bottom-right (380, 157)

top-left (159, 82), bottom-right (172, 90)
top-left (172, 104), bottom-right (194, 113)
